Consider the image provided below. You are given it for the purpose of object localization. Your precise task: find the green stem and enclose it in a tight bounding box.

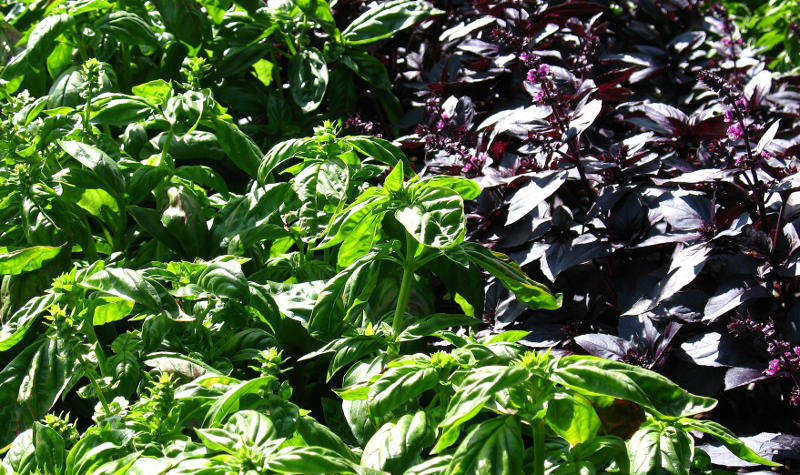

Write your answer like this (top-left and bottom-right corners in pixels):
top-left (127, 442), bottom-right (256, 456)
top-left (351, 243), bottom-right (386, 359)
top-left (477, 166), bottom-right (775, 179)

top-left (85, 366), bottom-right (111, 414)
top-left (533, 418), bottom-right (545, 475)
top-left (389, 236), bottom-right (417, 357)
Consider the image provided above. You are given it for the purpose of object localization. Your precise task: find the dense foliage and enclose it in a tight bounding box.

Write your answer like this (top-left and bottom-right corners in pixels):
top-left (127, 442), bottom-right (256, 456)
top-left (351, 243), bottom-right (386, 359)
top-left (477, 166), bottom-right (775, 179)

top-left (0, 0), bottom-right (795, 473)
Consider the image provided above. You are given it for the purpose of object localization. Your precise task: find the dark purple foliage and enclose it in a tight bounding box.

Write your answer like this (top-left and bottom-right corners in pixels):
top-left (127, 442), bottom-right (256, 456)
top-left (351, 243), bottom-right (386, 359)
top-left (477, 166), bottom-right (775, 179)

top-left (383, 0), bottom-right (800, 437)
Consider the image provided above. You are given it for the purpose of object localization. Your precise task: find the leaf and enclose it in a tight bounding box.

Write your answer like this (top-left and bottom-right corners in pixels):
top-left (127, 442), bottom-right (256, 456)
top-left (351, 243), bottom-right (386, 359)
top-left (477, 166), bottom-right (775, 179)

top-left (461, 242), bottom-right (561, 310)
top-left (296, 415), bottom-right (359, 463)
top-left (446, 417), bottom-right (523, 475)
top-left (95, 11), bottom-right (159, 47)
top-left (0, 293), bottom-right (58, 350)
top-left (438, 366), bottom-right (527, 433)
top-left (574, 333), bottom-right (630, 360)
top-left (0, 245), bottom-right (63, 275)
top-left (203, 376), bottom-right (278, 427)
top-left (33, 422), bottom-right (65, 473)
top-left (343, 136), bottom-right (411, 170)
top-left (132, 79), bottom-right (171, 105)
top-left (703, 278), bottom-right (769, 322)
top-left (553, 355), bottom-right (717, 419)
top-left (361, 411), bottom-right (432, 474)
top-left (368, 365), bottom-right (437, 420)
top-left (59, 141), bottom-right (125, 196)
top-left (258, 137), bottom-right (316, 183)
top-left (266, 446), bottom-right (355, 474)
top-left (151, 0), bottom-right (209, 47)
top-left (395, 186), bottom-right (466, 248)
top-left (342, 0), bottom-right (442, 45)
top-left (197, 258), bottom-right (250, 302)
top-left (565, 99), bottom-right (602, 140)
top-left (81, 267), bottom-right (179, 318)
top-left (26, 14), bottom-right (74, 68)
top-left (546, 391), bottom-right (601, 446)
top-left (755, 119), bottom-right (780, 155)
top-left (90, 94), bottom-right (154, 126)
top-left (92, 297), bottom-right (135, 326)
top-left (211, 118), bottom-right (261, 178)
top-left (682, 419), bottom-right (781, 467)
top-left (506, 170), bottom-right (567, 224)
top-left (627, 424), bottom-right (693, 475)
top-left (399, 314), bottom-right (480, 341)
top-left (289, 48), bottom-right (328, 113)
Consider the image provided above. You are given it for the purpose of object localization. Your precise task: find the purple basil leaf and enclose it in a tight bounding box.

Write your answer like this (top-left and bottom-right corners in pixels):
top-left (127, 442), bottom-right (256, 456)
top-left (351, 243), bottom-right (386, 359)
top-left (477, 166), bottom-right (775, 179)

top-left (703, 278), bottom-right (771, 322)
top-left (541, 234), bottom-right (612, 281)
top-left (724, 366), bottom-right (769, 391)
top-left (574, 333), bottom-right (631, 360)
top-left (660, 192), bottom-right (713, 231)
top-left (505, 170), bottom-right (567, 225)
top-left (678, 332), bottom-right (748, 368)
top-left (744, 70), bottom-right (772, 108)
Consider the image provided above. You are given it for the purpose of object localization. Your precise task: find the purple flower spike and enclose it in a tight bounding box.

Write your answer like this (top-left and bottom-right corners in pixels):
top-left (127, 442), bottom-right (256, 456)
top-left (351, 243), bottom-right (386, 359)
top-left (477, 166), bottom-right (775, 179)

top-left (538, 64), bottom-right (550, 76)
top-left (723, 110), bottom-right (734, 122)
top-left (766, 359), bottom-right (782, 375)
top-left (727, 123), bottom-right (744, 141)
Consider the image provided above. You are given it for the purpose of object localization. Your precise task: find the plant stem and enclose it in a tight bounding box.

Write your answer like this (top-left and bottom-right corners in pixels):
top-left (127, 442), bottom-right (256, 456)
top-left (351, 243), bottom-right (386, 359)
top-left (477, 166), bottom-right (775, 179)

top-left (389, 235), bottom-right (417, 357)
top-left (533, 418), bottom-right (545, 475)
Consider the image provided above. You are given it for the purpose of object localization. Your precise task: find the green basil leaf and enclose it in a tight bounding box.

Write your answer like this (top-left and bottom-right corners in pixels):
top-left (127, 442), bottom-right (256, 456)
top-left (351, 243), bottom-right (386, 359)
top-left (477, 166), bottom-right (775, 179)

top-left (446, 416), bottom-right (523, 475)
top-left (342, 0), bottom-right (442, 45)
top-left (289, 48), bottom-right (328, 113)
top-left (553, 355), bottom-right (717, 419)
top-left (399, 314), bottom-right (480, 341)
top-left (258, 137), bottom-right (316, 183)
top-left (342, 136), bottom-right (411, 170)
top-left (0, 245), bottom-right (63, 275)
top-left (395, 186), bottom-right (466, 248)
top-left (460, 242), bottom-right (562, 310)
top-left (266, 446), bottom-right (355, 474)
top-left (90, 93), bottom-right (155, 126)
top-left (81, 267), bottom-right (179, 318)
top-left (680, 419), bottom-right (781, 467)
top-left (152, 0), bottom-right (209, 47)
top-left (627, 424), bottom-right (693, 475)
top-left (296, 415), bottom-right (359, 463)
top-left (368, 364), bottom-right (437, 420)
top-left (95, 10), bottom-right (159, 48)
top-left (197, 258), bottom-right (250, 302)
top-left (26, 14), bottom-right (75, 68)
top-left (132, 79), bottom-right (171, 105)
top-left (203, 376), bottom-right (278, 427)
top-left (33, 422), bottom-right (65, 473)
top-left (438, 366), bottom-right (528, 447)
top-left (212, 117), bottom-right (261, 178)
top-left (361, 411), bottom-right (433, 473)
top-left (59, 140), bottom-right (125, 196)
top-left (545, 391), bottom-right (601, 446)
top-left (0, 293), bottom-right (58, 350)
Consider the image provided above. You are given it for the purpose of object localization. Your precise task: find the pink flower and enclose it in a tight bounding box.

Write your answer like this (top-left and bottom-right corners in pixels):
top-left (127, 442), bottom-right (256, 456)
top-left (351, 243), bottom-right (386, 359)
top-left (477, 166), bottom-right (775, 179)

top-left (727, 123), bottom-right (744, 141)
top-left (538, 64), bottom-right (550, 76)
top-left (761, 150), bottom-right (771, 159)
top-left (793, 346), bottom-right (800, 357)
top-left (520, 51), bottom-right (531, 62)
top-left (722, 37), bottom-right (732, 47)
top-left (735, 97), bottom-right (747, 108)
top-left (441, 112), bottom-right (451, 120)
top-left (766, 359), bottom-right (782, 375)
top-left (436, 119), bottom-right (445, 130)
top-left (723, 109), bottom-right (734, 122)
top-left (526, 69), bottom-right (538, 83)
top-left (532, 91), bottom-right (544, 102)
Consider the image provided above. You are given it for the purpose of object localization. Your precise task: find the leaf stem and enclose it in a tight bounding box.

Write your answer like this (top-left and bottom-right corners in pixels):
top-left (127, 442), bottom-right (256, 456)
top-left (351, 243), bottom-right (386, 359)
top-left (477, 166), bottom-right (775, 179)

top-left (533, 418), bottom-right (545, 475)
top-left (389, 235), bottom-right (417, 357)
